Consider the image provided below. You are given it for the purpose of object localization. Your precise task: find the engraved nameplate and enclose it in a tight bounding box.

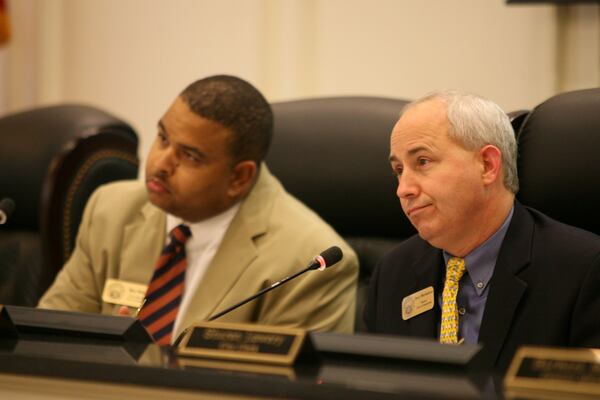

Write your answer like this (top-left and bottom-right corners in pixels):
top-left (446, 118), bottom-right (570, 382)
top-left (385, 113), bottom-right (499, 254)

top-left (177, 321), bottom-right (311, 365)
top-left (504, 346), bottom-right (600, 398)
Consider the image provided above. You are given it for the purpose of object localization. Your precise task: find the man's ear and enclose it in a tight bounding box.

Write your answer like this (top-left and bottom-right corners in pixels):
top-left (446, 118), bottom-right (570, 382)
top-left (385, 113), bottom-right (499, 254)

top-left (228, 160), bottom-right (258, 199)
top-left (480, 145), bottom-right (503, 186)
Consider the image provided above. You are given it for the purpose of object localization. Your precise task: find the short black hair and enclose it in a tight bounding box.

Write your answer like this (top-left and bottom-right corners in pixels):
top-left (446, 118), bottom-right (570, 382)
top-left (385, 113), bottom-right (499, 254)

top-left (180, 75), bottom-right (273, 164)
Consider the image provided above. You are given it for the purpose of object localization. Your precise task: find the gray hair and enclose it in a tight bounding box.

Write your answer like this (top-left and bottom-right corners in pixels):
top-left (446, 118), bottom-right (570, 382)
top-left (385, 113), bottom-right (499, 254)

top-left (401, 90), bottom-right (519, 193)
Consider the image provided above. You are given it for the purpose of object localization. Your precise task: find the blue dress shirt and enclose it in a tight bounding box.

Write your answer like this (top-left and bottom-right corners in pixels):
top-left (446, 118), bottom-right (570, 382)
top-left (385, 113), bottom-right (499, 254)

top-left (440, 206), bottom-right (514, 344)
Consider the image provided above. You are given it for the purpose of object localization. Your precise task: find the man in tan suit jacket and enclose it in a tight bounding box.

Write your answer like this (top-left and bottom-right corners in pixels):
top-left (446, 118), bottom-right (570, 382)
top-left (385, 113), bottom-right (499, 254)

top-left (39, 75), bottom-right (358, 342)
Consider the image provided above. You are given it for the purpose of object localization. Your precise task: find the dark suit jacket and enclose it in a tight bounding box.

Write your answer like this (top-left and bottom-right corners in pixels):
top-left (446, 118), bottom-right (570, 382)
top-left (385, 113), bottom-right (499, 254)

top-left (364, 202), bottom-right (600, 371)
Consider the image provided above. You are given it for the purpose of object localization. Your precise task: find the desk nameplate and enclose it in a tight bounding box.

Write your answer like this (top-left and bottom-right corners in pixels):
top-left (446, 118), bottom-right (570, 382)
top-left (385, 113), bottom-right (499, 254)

top-left (177, 321), bottom-right (311, 365)
top-left (505, 346), bottom-right (600, 398)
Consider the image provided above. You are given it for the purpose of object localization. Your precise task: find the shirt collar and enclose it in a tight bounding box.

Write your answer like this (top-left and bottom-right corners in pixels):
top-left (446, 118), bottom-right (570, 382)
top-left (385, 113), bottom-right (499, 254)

top-left (166, 203), bottom-right (241, 250)
top-left (443, 205), bottom-right (514, 296)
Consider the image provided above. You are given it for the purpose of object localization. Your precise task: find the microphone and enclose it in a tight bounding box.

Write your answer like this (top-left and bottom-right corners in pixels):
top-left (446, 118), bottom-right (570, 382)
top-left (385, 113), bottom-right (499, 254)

top-left (208, 246), bottom-right (343, 321)
top-left (0, 198), bottom-right (15, 225)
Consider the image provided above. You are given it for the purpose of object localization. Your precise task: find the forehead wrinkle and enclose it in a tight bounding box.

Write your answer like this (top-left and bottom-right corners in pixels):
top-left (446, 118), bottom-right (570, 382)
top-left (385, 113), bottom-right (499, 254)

top-left (391, 129), bottom-right (440, 159)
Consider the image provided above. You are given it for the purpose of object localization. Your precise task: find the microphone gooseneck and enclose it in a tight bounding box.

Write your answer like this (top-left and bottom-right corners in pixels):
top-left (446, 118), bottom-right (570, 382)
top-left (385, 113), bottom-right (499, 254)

top-left (207, 246), bottom-right (344, 321)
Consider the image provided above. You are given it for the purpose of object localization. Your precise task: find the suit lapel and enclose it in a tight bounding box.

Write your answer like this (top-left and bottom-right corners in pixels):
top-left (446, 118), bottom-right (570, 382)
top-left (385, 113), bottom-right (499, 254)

top-left (177, 165), bottom-right (277, 333)
top-left (119, 202), bottom-right (166, 284)
top-left (478, 203), bottom-right (531, 368)
top-left (406, 245), bottom-right (444, 338)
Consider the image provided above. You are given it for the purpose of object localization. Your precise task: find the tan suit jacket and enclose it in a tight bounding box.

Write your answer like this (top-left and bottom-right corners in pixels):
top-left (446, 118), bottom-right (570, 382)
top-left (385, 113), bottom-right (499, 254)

top-left (39, 166), bottom-right (358, 337)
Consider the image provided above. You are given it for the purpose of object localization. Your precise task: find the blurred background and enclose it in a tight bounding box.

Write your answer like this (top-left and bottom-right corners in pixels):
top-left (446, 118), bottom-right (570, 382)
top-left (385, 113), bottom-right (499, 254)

top-left (0, 0), bottom-right (598, 161)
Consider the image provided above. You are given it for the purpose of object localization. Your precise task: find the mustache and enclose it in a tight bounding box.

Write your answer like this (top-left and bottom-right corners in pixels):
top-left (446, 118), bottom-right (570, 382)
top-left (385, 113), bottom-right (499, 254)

top-left (146, 170), bottom-right (171, 188)
top-left (147, 169), bottom-right (168, 181)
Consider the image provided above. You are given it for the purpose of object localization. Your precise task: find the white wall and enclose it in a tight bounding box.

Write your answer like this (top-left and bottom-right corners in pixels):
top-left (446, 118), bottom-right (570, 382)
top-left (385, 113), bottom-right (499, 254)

top-left (2, 0), bottom-right (599, 163)
top-left (312, 1), bottom-right (558, 104)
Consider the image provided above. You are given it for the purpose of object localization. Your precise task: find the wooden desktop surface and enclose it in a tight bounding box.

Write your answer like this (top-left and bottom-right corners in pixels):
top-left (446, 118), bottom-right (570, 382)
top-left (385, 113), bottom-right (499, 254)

top-left (0, 373), bottom-right (268, 400)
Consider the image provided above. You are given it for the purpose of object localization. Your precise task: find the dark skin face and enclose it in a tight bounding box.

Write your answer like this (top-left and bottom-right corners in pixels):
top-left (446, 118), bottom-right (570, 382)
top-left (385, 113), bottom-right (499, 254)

top-left (145, 96), bottom-right (257, 222)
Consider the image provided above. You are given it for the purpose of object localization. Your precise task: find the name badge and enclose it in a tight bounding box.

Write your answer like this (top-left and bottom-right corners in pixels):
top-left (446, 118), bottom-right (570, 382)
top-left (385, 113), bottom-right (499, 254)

top-left (101, 278), bottom-right (147, 308)
top-left (402, 286), bottom-right (434, 320)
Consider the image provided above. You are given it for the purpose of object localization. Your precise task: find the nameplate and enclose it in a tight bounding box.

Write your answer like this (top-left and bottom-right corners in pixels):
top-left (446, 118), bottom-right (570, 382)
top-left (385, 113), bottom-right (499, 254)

top-left (177, 321), bottom-right (314, 365)
top-left (101, 278), bottom-right (147, 308)
top-left (504, 346), bottom-right (600, 398)
top-left (402, 286), bottom-right (434, 320)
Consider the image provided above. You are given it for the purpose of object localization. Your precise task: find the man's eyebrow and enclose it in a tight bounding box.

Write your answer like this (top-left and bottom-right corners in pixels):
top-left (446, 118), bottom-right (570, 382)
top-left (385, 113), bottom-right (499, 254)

top-left (389, 146), bottom-right (430, 163)
top-left (156, 120), bottom-right (206, 160)
top-left (407, 146), bottom-right (430, 156)
top-left (179, 143), bottom-right (206, 159)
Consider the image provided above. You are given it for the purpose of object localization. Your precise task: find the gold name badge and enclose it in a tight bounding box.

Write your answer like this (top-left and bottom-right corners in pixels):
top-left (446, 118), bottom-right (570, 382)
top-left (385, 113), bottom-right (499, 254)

top-left (402, 286), bottom-right (434, 320)
top-left (101, 278), bottom-right (147, 308)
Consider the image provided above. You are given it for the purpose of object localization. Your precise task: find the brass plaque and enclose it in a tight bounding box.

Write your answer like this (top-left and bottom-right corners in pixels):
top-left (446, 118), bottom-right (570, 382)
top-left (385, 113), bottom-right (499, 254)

top-left (505, 346), bottom-right (600, 398)
top-left (177, 321), bottom-right (308, 365)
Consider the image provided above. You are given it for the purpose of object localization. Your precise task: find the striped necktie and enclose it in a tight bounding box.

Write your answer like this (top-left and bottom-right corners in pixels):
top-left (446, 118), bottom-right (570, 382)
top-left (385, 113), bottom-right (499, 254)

top-left (138, 224), bottom-right (192, 345)
top-left (439, 257), bottom-right (466, 344)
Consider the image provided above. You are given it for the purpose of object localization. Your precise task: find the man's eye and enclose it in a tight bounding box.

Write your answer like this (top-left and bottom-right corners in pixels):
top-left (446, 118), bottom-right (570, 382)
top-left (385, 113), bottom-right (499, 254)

top-left (184, 152), bottom-right (200, 162)
top-left (392, 167), bottom-right (403, 177)
top-left (158, 132), bottom-right (168, 144)
top-left (417, 157), bottom-right (430, 166)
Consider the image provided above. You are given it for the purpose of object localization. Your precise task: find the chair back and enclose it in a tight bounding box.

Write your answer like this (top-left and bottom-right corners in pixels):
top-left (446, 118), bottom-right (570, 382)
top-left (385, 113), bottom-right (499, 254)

top-left (516, 88), bottom-right (600, 235)
top-left (268, 96), bottom-right (414, 331)
top-left (0, 104), bottom-right (139, 305)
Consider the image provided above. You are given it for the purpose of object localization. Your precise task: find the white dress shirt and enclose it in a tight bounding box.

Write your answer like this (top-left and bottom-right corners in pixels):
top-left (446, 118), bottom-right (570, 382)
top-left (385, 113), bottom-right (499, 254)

top-left (166, 203), bottom-right (240, 340)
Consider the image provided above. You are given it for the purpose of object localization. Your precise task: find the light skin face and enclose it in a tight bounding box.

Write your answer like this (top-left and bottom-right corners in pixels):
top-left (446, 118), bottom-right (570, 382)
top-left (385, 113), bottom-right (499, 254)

top-left (145, 96), bottom-right (257, 223)
top-left (389, 99), bottom-right (512, 256)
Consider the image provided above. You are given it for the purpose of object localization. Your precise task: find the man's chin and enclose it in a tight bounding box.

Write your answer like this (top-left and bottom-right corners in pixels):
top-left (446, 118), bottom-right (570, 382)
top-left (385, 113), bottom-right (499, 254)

top-left (421, 236), bottom-right (452, 253)
top-left (416, 227), bottom-right (441, 247)
top-left (147, 192), bottom-right (172, 211)
top-left (417, 230), bottom-right (431, 242)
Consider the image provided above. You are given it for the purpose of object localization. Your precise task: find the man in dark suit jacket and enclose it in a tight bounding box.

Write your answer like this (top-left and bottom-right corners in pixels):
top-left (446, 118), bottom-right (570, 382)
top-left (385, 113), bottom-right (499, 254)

top-left (364, 90), bottom-right (600, 371)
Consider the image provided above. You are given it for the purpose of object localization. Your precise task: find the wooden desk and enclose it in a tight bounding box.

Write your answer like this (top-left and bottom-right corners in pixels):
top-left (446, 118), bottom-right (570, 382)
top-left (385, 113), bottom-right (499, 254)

top-left (0, 373), bottom-right (265, 400)
top-left (0, 338), bottom-right (493, 399)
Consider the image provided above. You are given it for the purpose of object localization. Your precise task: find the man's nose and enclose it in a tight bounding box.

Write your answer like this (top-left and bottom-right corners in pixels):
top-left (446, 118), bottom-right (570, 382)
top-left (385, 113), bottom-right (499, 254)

top-left (154, 147), bottom-right (177, 174)
top-left (396, 170), bottom-right (418, 199)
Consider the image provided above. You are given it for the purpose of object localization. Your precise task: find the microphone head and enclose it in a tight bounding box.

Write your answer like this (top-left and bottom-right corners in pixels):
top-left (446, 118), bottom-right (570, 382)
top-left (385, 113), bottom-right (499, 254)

top-left (0, 198), bottom-right (15, 225)
top-left (311, 246), bottom-right (343, 271)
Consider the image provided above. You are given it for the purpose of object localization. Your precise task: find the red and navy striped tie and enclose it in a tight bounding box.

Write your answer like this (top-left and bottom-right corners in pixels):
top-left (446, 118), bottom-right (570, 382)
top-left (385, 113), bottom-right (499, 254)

top-left (138, 224), bottom-right (192, 345)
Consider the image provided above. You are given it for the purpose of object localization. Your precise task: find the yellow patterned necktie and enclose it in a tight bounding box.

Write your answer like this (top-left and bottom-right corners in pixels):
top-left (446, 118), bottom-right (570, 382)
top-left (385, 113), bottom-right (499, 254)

top-left (440, 257), bottom-right (466, 344)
